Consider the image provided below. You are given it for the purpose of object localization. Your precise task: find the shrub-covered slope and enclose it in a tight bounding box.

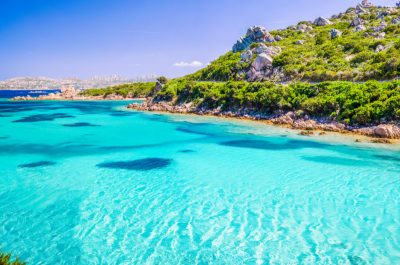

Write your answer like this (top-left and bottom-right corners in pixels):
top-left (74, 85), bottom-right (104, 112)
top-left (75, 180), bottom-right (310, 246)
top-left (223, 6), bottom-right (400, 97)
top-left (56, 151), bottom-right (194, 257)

top-left (156, 79), bottom-right (400, 126)
top-left (80, 82), bottom-right (156, 98)
top-left (188, 4), bottom-right (400, 82)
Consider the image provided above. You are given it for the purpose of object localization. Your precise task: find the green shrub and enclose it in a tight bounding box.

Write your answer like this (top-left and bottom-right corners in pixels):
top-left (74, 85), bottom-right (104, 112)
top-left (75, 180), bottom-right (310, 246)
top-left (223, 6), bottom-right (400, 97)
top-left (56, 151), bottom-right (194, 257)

top-left (156, 79), bottom-right (400, 126)
top-left (0, 251), bottom-right (25, 265)
top-left (80, 82), bottom-right (156, 98)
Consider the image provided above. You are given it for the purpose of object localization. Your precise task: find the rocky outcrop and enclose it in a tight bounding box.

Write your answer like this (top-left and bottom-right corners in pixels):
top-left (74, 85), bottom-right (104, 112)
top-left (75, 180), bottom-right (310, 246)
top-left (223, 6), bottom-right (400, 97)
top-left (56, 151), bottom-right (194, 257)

top-left (355, 24), bottom-right (366, 32)
top-left (240, 50), bottom-right (253, 60)
top-left (373, 125), bottom-right (400, 139)
top-left (295, 40), bottom-right (305, 45)
top-left (232, 26), bottom-right (275, 52)
top-left (297, 24), bottom-right (313, 32)
top-left (356, 4), bottom-right (368, 14)
top-left (253, 44), bottom-right (281, 56)
top-left (314, 17), bottom-right (332, 26)
top-left (360, 0), bottom-right (373, 8)
top-left (375, 44), bottom-right (385, 53)
top-left (351, 17), bottom-right (364, 27)
top-left (237, 42), bottom-right (282, 82)
top-left (392, 17), bottom-right (400, 25)
top-left (371, 22), bottom-right (387, 32)
top-left (330, 29), bottom-right (342, 39)
top-left (253, 53), bottom-right (273, 71)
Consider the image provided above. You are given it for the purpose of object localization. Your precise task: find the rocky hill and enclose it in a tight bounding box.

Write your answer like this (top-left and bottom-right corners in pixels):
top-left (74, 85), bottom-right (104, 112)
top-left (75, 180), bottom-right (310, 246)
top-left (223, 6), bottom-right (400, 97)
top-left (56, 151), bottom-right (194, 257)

top-left (129, 2), bottom-right (400, 140)
top-left (188, 1), bottom-right (400, 82)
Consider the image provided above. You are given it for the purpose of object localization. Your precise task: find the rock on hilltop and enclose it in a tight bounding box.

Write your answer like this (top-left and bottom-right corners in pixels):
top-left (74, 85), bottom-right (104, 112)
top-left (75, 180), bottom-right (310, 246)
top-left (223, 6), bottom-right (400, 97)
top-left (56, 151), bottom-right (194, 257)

top-left (188, 1), bottom-right (400, 83)
top-left (232, 26), bottom-right (275, 52)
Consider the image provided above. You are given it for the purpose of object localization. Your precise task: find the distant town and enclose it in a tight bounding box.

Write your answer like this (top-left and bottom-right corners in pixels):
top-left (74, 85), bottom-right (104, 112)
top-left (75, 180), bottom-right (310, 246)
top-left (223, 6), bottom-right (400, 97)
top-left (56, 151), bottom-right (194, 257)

top-left (0, 75), bottom-right (159, 90)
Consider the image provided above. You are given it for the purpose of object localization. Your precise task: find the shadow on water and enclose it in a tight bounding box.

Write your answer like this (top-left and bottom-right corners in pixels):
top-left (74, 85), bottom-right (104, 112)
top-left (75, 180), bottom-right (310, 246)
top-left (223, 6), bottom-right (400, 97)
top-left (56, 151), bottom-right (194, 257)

top-left (176, 126), bottom-right (215, 136)
top-left (373, 154), bottom-right (400, 162)
top-left (13, 113), bottom-right (74, 123)
top-left (301, 156), bottom-right (372, 167)
top-left (175, 122), bottom-right (217, 137)
top-left (18, 161), bottom-right (56, 168)
top-left (219, 139), bottom-right (329, 151)
top-left (62, 122), bottom-right (100, 127)
top-left (179, 149), bottom-right (195, 153)
top-left (0, 138), bottom-right (205, 158)
top-left (97, 158), bottom-right (172, 171)
top-left (109, 111), bottom-right (138, 117)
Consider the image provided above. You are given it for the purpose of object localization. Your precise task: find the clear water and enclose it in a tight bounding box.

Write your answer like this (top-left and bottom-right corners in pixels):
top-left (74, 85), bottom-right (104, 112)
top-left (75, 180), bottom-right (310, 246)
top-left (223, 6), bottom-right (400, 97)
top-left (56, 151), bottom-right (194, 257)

top-left (0, 100), bottom-right (399, 265)
top-left (0, 90), bottom-right (61, 99)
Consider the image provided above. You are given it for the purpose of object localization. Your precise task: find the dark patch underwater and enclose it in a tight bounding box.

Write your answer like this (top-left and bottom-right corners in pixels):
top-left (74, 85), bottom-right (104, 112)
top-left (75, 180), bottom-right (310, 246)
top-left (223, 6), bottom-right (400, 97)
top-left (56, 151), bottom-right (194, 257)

top-left (179, 149), bottom-right (195, 153)
top-left (97, 158), bottom-right (172, 171)
top-left (62, 122), bottom-right (100, 127)
top-left (19, 161), bottom-right (56, 168)
top-left (13, 113), bottom-right (75, 123)
top-left (302, 156), bottom-right (372, 167)
top-left (219, 138), bottom-right (330, 151)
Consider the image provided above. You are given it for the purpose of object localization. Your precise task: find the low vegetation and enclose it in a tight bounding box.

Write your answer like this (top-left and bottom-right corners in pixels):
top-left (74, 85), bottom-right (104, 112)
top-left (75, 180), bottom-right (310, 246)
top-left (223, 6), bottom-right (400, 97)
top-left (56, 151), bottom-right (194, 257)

top-left (155, 79), bottom-right (400, 126)
top-left (0, 251), bottom-right (25, 265)
top-left (187, 6), bottom-right (400, 82)
top-left (80, 82), bottom-right (156, 98)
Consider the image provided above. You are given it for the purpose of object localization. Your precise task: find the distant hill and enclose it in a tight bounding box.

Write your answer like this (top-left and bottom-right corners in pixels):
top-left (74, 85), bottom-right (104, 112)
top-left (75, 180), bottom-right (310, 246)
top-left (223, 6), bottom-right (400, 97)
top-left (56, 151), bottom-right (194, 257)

top-left (0, 75), bottom-right (158, 90)
top-left (187, 3), bottom-right (400, 82)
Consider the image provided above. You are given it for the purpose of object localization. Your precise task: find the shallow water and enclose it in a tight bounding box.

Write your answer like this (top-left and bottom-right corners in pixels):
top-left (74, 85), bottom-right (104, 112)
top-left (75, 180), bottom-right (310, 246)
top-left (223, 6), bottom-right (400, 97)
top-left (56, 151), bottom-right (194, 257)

top-left (0, 100), bottom-right (399, 264)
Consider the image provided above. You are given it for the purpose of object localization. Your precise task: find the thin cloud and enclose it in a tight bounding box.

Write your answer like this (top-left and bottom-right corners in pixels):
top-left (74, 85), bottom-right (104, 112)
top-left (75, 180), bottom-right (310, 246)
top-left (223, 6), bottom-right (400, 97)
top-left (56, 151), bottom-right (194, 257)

top-left (173, 61), bottom-right (203, 68)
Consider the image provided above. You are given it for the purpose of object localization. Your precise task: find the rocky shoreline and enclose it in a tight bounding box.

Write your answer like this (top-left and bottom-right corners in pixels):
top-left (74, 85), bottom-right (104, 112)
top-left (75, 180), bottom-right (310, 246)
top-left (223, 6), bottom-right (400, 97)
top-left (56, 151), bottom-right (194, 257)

top-left (128, 100), bottom-right (400, 143)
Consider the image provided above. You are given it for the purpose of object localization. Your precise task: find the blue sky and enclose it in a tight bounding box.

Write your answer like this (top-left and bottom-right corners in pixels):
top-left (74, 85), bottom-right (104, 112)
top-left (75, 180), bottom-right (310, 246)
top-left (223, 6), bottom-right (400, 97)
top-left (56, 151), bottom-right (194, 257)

top-left (0, 0), bottom-right (398, 80)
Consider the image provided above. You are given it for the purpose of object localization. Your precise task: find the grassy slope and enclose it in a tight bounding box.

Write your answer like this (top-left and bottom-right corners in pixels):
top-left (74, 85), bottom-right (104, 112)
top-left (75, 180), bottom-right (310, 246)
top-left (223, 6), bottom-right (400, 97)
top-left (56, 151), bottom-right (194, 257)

top-left (188, 6), bottom-right (400, 82)
top-left (150, 6), bottom-right (400, 126)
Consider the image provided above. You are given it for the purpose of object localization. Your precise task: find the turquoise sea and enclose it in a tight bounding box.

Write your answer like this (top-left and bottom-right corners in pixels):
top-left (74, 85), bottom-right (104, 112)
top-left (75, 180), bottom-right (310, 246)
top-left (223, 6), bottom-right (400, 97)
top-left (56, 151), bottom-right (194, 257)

top-left (0, 100), bottom-right (399, 264)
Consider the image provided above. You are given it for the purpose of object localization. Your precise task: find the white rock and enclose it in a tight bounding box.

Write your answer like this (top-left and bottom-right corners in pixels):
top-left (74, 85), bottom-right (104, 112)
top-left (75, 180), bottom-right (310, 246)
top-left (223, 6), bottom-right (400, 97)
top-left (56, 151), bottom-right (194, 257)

top-left (351, 17), bottom-right (365, 27)
top-left (253, 53), bottom-right (273, 71)
top-left (375, 44), bottom-right (385, 53)
top-left (314, 17), bottom-right (332, 26)
top-left (254, 44), bottom-right (282, 56)
top-left (240, 50), bottom-right (253, 60)
top-left (355, 24), bottom-right (366, 32)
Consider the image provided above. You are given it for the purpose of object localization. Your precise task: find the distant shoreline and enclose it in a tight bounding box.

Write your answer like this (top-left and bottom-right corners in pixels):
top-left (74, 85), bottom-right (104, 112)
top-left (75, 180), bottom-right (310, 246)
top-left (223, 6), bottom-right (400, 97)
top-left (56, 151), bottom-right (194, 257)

top-left (10, 96), bottom-right (145, 101)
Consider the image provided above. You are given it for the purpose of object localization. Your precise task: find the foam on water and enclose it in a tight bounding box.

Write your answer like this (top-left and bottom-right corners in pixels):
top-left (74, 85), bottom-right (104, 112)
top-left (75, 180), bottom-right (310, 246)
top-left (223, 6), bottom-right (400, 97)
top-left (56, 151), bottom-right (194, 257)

top-left (0, 100), bottom-right (399, 264)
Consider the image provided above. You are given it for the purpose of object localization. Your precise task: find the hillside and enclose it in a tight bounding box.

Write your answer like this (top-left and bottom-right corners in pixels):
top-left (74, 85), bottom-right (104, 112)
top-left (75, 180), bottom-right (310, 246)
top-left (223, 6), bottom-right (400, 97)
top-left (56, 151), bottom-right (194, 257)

top-left (129, 2), bottom-right (400, 139)
top-left (187, 3), bottom-right (400, 82)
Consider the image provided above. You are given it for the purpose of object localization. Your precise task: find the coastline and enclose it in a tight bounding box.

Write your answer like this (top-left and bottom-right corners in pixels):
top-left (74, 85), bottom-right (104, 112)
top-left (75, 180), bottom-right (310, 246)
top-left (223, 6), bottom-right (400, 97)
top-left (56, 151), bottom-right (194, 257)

top-left (127, 100), bottom-right (400, 144)
top-left (11, 97), bottom-right (146, 101)
top-left (10, 94), bottom-right (146, 101)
